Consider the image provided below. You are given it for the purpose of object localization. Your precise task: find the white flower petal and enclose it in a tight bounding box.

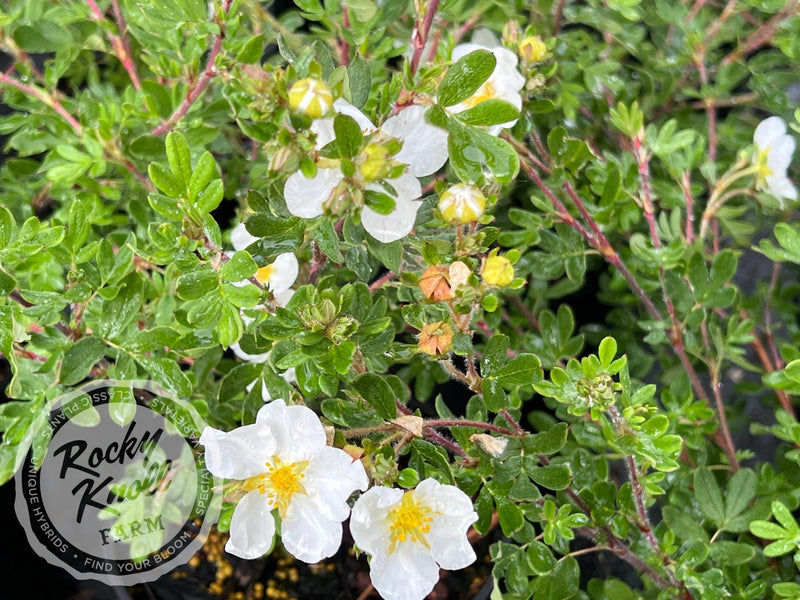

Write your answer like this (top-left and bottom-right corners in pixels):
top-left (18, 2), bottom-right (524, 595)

top-left (284, 168), bottom-right (342, 219)
top-left (264, 252), bottom-right (299, 295)
top-left (226, 490), bottom-right (277, 559)
top-left (414, 479), bottom-right (477, 570)
top-left (231, 222), bottom-right (258, 251)
top-left (452, 42), bottom-right (486, 62)
top-left (381, 105), bottom-right (449, 177)
top-left (368, 544), bottom-right (441, 600)
top-left (304, 446), bottom-right (368, 521)
top-left (350, 486), bottom-right (403, 556)
top-left (199, 424), bottom-right (276, 480)
top-left (767, 174), bottom-right (798, 202)
top-left (274, 288), bottom-right (295, 307)
top-left (310, 118), bottom-right (336, 149)
top-left (754, 116), bottom-right (788, 149)
top-left (255, 399), bottom-right (327, 462)
top-left (333, 98), bottom-right (377, 134)
top-left (361, 173), bottom-right (422, 243)
top-left (281, 494), bottom-right (346, 563)
top-left (231, 342), bottom-right (271, 364)
top-left (768, 132), bottom-right (796, 173)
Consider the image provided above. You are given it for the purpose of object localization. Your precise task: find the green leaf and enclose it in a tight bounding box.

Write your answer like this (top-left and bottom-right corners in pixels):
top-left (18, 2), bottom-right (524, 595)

top-left (598, 336), bottom-right (617, 369)
top-left (694, 467), bottom-right (725, 525)
top-left (100, 273), bottom-right (145, 339)
top-left (348, 54), bottom-right (372, 108)
top-left (148, 163), bottom-right (184, 198)
top-left (13, 20), bottom-right (72, 52)
top-left (61, 337), bottom-right (106, 385)
top-left (708, 541), bottom-right (755, 566)
top-left (454, 99), bottom-right (520, 127)
top-left (523, 423), bottom-right (568, 455)
top-left (495, 496), bottom-right (524, 536)
top-left (663, 505), bottom-right (709, 542)
top-left (0, 268), bottom-right (16, 296)
top-left (772, 500), bottom-right (800, 534)
top-left (482, 378), bottom-right (508, 411)
top-left (438, 49), bottom-right (496, 107)
top-left (366, 238), bottom-right (402, 272)
top-left (188, 151), bottom-right (217, 201)
top-left (364, 190), bottom-right (396, 215)
top-left (528, 464), bottom-right (571, 490)
top-left (448, 124), bottom-right (519, 184)
top-left (314, 218), bottom-right (344, 263)
top-left (494, 353), bottom-right (542, 386)
top-left (220, 251), bottom-right (258, 282)
top-left (165, 131), bottom-right (192, 186)
top-left (530, 557), bottom-right (579, 600)
top-left (352, 372), bottom-right (397, 419)
top-left (177, 269), bottom-right (219, 300)
top-left (0, 206), bottom-right (15, 249)
top-left (334, 114), bottom-right (363, 159)
top-left (135, 356), bottom-right (192, 397)
top-left (196, 179), bottom-right (223, 214)
top-left (724, 468), bottom-right (756, 523)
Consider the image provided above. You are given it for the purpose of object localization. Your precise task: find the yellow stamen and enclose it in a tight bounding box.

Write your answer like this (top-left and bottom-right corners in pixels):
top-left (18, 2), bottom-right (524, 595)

top-left (388, 492), bottom-right (434, 554)
top-left (755, 146), bottom-right (773, 183)
top-left (242, 457), bottom-right (308, 518)
top-left (462, 80), bottom-right (497, 109)
top-left (255, 264), bottom-right (275, 285)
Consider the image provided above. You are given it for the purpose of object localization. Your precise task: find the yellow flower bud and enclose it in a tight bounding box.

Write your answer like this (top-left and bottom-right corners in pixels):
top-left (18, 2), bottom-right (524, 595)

top-left (438, 183), bottom-right (486, 225)
top-left (482, 252), bottom-right (514, 287)
top-left (288, 78), bottom-right (333, 118)
top-left (418, 321), bottom-right (454, 356)
top-left (519, 36), bottom-right (547, 63)
top-left (358, 143), bottom-right (392, 182)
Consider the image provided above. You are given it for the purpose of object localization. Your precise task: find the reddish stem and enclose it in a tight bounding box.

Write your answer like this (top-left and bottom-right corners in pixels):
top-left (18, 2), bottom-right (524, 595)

top-left (409, 0), bottom-right (441, 76)
top-left (0, 72), bottom-right (83, 135)
top-left (150, 0), bottom-right (232, 135)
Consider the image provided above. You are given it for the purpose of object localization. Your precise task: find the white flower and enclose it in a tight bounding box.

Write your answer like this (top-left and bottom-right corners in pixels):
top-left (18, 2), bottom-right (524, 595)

top-left (200, 399), bottom-right (368, 562)
top-left (448, 42), bottom-right (525, 135)
top-left (284, 101), bottom-right (449, 243)
top-left (350, 478), bottom-right (478, 600)
top-left (231, 223), bottom-right (299, 296)
top-left (754, 116), bottom-right (797, 204)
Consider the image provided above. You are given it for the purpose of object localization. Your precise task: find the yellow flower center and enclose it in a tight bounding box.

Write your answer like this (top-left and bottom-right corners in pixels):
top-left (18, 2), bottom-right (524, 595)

top-left (388, 492), bottom-right (434, 554)
top-left (358, 143), bottom-right (392, 182)
top-left (243, 457), bottom-right (308, 518)
top-left (255, 264), bottom-right (275, 285)
top-left (462, 80), bottom-right (497, 109)
top-left (755, 146), bottom-right (773, 183)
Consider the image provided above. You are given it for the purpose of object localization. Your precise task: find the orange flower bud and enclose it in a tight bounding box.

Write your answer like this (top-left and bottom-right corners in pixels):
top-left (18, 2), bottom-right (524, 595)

top-left (418, 321), bottom-right (455, 356)
top-left (419, 265), bottom-right (454, 301)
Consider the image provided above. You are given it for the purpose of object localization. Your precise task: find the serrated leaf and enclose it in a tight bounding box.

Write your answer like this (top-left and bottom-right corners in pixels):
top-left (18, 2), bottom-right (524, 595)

top-left (439, 50), bottom-right (496, 107)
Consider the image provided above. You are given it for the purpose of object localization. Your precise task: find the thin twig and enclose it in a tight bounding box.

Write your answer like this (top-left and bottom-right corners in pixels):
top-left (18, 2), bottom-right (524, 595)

top-left (0, 72), bottom-right (83, 135)
top-left (409, 0), bottom-right (441, 76)
top-left (150, 0), bottom-right (232, 135)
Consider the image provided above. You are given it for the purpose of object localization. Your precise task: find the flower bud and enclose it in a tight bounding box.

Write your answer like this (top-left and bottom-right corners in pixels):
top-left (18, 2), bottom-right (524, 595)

top-left (438, 183), bottom-right (486, 225)
top-left (418, 321), bottom-right (455, 356)
top-left (482, 252), bottom-right (514, 287)
top-left (288, 78), bottom-right (333, 118)
top-left (519, 36), bottom-right (547, 62)
top-left (419, 265), bottom-right (454, 302)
